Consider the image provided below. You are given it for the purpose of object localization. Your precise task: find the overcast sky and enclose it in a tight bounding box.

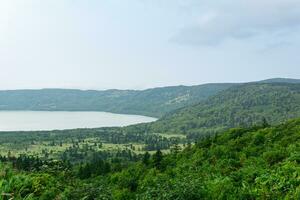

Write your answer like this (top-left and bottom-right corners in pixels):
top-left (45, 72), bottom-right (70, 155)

top-left (1, 0), bottom-right (300, 90)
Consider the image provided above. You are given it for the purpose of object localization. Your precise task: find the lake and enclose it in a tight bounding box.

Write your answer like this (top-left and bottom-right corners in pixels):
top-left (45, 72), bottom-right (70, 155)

top-left (0, 111), bottom-right (157, 131)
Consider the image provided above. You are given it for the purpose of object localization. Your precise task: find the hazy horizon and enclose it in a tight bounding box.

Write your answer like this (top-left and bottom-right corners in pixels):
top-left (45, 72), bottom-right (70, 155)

top-left (1, 0), bottom-right (300, 90)
top-left (0, 77), bottom-right (299, 91)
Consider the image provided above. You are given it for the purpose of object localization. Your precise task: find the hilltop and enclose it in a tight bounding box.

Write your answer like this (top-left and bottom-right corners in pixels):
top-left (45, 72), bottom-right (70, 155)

top-left (0, 84), bottom-right (234, 118)
top-left (0, 78), bottom-right (299, 118)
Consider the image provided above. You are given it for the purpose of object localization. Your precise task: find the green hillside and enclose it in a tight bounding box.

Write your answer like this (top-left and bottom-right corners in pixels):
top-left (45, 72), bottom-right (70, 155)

top-left (0, 83), bottom-right (234, 117)
top-left (1, 118), bottom-right (299, 199)
top-left (151, 83), bottom-right (300, 139)
top-left (1, 80), bottom-right (300, 199)
top-left (0, 78), bottom-right (299, 118)
top-left (259, 78), bottom-right (300, 84)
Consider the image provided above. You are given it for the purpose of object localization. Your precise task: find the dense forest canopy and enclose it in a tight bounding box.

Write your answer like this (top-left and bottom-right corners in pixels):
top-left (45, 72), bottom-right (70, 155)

top-left (0, 78), bottom-right (299, 118)
top-left (0, 118), bottom-right (299, 199)
top-left (150, 82), bottom-right (300, 139)
top-left (0, 78), bottom-right (300, 199)
top-left (0, 83), bottom-right (234, 118)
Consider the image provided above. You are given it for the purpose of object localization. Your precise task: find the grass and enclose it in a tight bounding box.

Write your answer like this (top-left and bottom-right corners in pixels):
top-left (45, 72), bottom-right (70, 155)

top-left (154, 133), bottom-right (186, 139)
top-left (0, 139), bottom-right (151, 158)
top-left (0, 133), bottom-right (186, 159)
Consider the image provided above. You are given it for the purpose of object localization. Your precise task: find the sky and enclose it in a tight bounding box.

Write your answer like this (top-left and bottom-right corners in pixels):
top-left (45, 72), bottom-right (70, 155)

top-left (0, 0), bottom-right (300, 90)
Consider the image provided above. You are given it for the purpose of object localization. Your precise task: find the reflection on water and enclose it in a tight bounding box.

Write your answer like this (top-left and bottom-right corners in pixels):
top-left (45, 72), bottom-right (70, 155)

top-left (0, 111), bottom-right (157, 131)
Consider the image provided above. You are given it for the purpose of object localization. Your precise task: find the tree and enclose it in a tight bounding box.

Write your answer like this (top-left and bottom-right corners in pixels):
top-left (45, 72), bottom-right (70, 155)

top-left (171, 142), bottom-right (181, 154)
top-left (142, 152), bottom-right (150, 165)
top-left (262, 117), bottom-right (270, 128)
top-left (78, 163), bottom-right (92, 179)
top-left (152, 150), bottom-right (163, 170)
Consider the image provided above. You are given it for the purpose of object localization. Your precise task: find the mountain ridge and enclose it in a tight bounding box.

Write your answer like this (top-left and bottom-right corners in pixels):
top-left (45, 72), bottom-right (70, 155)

top-left (0, 83), bottom-right (235, 117)
top-left (0, 78), bottom-right (299, 118)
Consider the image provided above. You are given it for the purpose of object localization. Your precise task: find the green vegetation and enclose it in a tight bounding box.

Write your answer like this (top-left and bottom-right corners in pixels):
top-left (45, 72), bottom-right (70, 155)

top-left (0, 83), bottom-right (235, 117)
top-left (0, 126), bottom-right (186, 162)
top-left (1, 79), bottom-right (300, 199)
top-left (1, 78), bottom-right (299, 118)
top-left (0, 118), bottom-right (299, 199)
top-left (259, 78), bottom-right (300, 84)
top-left (151, 83), bottom-right (300, 139)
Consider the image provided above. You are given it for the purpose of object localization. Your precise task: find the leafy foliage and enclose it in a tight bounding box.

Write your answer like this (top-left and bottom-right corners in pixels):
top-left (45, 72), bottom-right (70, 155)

top-left (1, 80), bottom-right (300, 199)
top-left (151, 83), bottom-right (300, 139)
top-left (0, 118), bottom-right (299, 199)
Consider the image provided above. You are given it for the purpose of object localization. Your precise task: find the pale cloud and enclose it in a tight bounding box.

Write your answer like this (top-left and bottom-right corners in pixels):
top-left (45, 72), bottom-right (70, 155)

top-left (172, 0), bottom-right (300, 45)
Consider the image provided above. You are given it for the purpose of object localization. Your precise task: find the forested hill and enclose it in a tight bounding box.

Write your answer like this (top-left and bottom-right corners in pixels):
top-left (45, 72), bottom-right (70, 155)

top-left (259, 78), bottom-right (300, 84)
top-left (1, 118), bottom-right (300, 199)
top-left (151, 82), bottom-right (300, 138)
top-left (0, 78), bottom-right (298, 118)
top-left (0, 84), bottom-right (235, 117)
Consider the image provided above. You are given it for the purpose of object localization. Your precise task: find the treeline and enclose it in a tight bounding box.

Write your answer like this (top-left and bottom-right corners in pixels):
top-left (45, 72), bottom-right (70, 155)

top-left (0, 126), bottom-right (185, 148)
top-left (61, 146), bottom-right (140, 164)
top-left (0, 154), bottom-right (70, 172)
top-left (0, 125), bottom-right (187, 164)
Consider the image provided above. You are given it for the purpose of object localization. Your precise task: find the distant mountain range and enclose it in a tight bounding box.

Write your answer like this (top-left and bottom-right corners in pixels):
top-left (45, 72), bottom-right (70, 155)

top-left (0, 84), bottom-right (235, 117)
top-left (0, 78), bottom-right (299, 118)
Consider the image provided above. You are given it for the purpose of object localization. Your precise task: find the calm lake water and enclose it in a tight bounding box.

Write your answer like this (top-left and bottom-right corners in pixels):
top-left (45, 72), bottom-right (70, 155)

top-left (0, 111), bottom-right (157, 131)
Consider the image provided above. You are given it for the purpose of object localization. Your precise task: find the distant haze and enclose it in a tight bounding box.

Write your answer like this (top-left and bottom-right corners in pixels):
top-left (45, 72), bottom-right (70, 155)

top-left (0, 0), bottom-right (300, 90)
